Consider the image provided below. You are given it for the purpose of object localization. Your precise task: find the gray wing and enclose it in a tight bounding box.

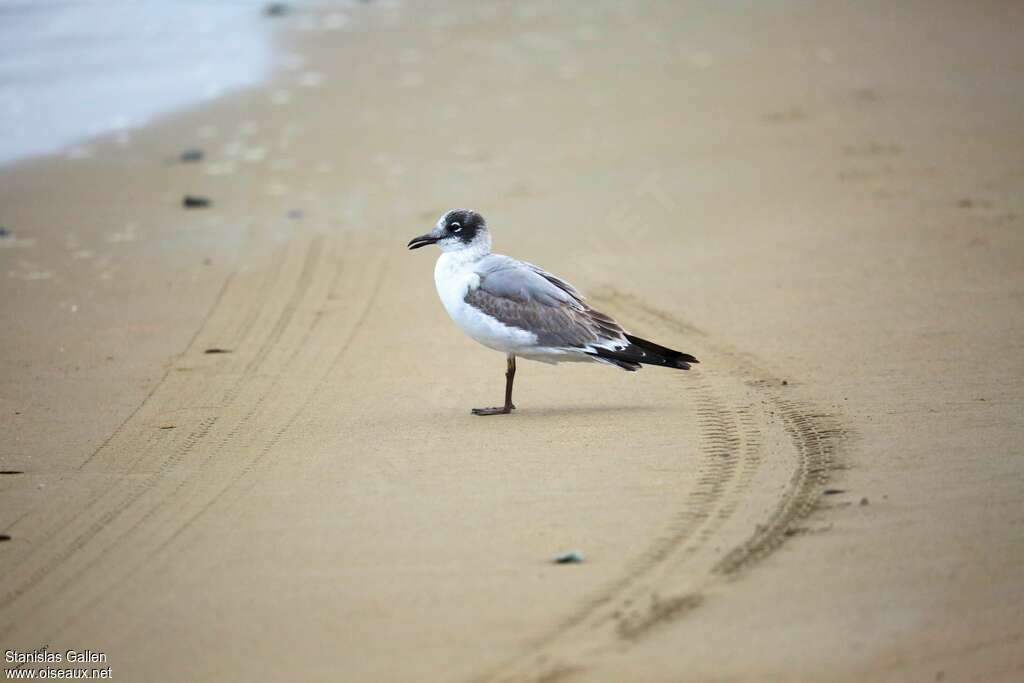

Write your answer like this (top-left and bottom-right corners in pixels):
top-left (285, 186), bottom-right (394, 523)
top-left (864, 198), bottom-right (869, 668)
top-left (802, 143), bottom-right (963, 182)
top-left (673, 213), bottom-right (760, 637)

top-left (473, 255), bottom-right (581, 307)
top-left (469, 255), bottom-right (627, 349)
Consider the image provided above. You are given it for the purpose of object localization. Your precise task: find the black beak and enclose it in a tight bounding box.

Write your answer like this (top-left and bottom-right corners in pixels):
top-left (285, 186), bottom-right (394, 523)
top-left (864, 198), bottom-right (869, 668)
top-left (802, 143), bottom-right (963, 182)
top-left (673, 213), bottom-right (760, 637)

top-left (407, 233), bottom-right (439, 250)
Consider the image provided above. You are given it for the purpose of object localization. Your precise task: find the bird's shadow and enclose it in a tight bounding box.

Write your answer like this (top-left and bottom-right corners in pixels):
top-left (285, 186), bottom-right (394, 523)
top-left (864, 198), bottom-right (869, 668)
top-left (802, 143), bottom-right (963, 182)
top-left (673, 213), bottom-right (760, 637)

top-left (512, 403), bottom-right (668, 419)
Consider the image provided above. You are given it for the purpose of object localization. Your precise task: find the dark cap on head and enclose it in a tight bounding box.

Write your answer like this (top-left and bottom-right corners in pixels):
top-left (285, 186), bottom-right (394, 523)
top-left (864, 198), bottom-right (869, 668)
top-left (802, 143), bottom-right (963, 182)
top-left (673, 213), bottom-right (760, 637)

top-left (440, 209), bottom-right (486, 244)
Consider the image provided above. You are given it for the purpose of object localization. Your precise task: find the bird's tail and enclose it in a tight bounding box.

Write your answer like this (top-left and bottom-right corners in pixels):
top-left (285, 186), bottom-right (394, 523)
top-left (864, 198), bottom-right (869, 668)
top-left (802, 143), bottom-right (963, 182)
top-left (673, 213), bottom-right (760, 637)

top-left (588, 334), bottom-right (699, 372)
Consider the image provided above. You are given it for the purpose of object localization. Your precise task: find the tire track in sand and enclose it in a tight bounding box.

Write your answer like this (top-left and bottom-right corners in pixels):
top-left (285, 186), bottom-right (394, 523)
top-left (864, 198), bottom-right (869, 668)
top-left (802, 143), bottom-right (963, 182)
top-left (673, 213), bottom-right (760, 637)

top-left (0, 232), bottom-right (388, 646)
top-left (477, 291), bottom-right (845, 683)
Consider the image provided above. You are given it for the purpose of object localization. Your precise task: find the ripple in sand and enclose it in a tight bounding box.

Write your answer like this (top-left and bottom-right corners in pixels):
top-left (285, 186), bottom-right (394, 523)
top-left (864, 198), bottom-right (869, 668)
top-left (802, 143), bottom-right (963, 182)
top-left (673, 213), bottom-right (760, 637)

top-left (0, 235), bottom-right (36, 249)
top-left (242, 147), bottom-right (267, 163)
top-left (9, 260), bottom-right (53, 280)
top-left (323, 13), bottom-right (349, 31)
top-left (107, 223), bottom-right (139, 243)
top-left (205, 161), bottom-right (237, 176)
top-left (298, 71), bottom-right (323, 88)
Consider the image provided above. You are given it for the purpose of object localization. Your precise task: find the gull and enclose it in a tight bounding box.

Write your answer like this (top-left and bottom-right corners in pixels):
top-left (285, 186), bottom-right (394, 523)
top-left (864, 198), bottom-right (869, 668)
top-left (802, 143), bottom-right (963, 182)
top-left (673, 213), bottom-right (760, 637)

top-left (408, 209), bottom-right (698, 415)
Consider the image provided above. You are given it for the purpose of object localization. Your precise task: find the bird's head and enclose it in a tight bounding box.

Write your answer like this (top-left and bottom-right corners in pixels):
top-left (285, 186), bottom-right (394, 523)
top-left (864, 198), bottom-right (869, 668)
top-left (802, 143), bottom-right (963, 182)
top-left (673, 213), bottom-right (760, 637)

top-left (407, 209), bottom-right (490, 255)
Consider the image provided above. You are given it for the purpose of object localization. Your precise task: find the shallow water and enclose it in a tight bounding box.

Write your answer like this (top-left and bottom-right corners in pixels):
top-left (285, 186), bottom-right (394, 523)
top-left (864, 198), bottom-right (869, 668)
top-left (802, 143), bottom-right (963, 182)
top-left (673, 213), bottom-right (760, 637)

top-left (0, 0), bottom-right (274, 165)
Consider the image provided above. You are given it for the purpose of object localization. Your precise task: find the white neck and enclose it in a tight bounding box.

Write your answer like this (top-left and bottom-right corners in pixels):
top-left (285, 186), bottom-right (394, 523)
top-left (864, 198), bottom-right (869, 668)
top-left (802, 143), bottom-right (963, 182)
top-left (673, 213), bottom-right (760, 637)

top-left (439, 234), bottom-right (491, 265)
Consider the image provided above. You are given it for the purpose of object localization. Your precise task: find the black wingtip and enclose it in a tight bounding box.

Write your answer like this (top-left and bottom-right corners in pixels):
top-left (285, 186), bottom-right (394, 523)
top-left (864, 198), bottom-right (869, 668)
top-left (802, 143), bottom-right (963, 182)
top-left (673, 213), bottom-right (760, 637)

top-left (622, 334), bottom-right (699, 370)
top-left (586, 351), bottom-right (642, 371)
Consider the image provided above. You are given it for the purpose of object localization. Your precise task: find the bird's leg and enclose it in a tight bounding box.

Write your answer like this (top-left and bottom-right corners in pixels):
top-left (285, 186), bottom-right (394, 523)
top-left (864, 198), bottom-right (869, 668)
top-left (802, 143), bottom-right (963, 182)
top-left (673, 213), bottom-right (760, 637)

top-left (472, 354), bottom-right (517, 416)
top-left (504, 354), bottom-right (516, 409)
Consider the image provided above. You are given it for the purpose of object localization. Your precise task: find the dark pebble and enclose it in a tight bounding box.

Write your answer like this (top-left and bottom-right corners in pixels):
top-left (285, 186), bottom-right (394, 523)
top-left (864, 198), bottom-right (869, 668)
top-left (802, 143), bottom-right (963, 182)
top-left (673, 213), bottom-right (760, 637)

top-left (180, 149), bottom-right (205, 163)
top-left (183, 195), bottom-right (212, 209)
top-left (204, 348), bottom-right (231, 354)
top-left (823, 488), bottom-right (846, 495)
top-left (0, 227), bottom-right (10, 238)
top-left (0, 535), bottom-right (11, 542)
top-left (264, 3), bottom-right (289, 16)
top-left (554, 551), bottom-right (584, 564)
top-left (859, 497), bottom-right (870, 506)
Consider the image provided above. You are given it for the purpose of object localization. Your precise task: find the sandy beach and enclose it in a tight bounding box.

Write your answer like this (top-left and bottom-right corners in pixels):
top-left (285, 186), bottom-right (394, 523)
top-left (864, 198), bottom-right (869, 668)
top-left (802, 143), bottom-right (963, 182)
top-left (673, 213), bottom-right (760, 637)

top-left (1, 1), bottom-right (1022, 681)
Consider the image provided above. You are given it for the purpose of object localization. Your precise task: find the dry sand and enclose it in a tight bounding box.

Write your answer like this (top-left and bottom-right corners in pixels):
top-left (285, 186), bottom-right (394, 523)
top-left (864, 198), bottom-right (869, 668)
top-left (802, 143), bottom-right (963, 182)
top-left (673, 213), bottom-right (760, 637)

top-left (1, 1), bottom-right (1022, 681)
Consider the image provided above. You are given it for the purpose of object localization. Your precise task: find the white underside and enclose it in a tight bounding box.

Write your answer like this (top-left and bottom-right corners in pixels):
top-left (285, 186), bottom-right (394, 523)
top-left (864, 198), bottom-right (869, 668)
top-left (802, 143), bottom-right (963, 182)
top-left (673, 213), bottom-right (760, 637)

top-left (434, 251), bottom-right (599, 364)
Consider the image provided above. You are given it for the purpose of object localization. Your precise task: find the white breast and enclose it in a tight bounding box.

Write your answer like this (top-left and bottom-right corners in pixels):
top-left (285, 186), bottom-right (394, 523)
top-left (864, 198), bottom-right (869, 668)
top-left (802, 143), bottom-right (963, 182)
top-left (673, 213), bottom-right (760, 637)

top-left (434, 253), bottom-right (538, 354)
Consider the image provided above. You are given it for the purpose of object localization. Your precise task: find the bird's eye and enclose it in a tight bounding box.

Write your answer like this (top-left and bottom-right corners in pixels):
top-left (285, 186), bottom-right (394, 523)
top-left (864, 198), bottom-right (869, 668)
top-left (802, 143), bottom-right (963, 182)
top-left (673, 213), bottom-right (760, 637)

top-left (450, 222), bottom-right (462, 233)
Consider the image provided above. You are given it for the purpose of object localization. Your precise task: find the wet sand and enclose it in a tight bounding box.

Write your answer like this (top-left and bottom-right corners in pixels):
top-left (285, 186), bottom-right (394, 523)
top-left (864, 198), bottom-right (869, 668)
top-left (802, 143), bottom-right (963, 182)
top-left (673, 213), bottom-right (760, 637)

top-left (1, 1), bottom-right (1022, 681)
